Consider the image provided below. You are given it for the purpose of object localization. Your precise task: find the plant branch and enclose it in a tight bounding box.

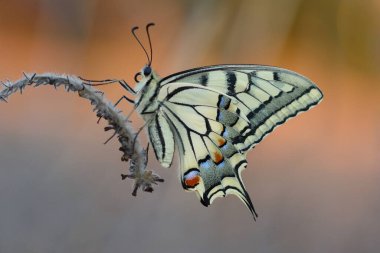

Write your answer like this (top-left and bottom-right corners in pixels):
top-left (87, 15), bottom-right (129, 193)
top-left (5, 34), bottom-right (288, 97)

top-left (0, 72), bottom-right (163, 195)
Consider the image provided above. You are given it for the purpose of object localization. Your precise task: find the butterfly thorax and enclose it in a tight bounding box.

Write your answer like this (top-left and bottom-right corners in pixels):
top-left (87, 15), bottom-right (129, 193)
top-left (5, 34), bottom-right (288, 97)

top-left (134, 69), bottom-right (162, 119)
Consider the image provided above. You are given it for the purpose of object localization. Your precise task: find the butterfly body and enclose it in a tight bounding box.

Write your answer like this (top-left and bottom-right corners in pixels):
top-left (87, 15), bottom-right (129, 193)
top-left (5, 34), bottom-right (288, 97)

top-left (132, 64), bottom-right (323, 218)
top-left (134, 69), bottom-right (161, 116)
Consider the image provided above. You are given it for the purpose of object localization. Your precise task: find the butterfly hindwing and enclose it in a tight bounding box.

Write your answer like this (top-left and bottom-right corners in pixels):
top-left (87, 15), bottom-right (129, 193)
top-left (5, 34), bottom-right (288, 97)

top-left (157, 83), bottom-right (258, 217)
top-left (148, 113), bottom-right (175, 168)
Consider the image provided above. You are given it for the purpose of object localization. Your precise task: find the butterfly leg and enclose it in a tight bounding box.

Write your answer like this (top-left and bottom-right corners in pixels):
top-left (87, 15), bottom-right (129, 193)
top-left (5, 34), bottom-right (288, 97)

top-left (79, 77), bottom-right (136, 122)
top-left (102, 95), bottom-right (136, 143)
top-left (131, 121), bottom-right (149, 150)
top-left (114, 95), bottom-right (134, 105)
top-left (96, 95), bottom-right (134, 124)
top-left (79, 77), bottom-right (136, 95)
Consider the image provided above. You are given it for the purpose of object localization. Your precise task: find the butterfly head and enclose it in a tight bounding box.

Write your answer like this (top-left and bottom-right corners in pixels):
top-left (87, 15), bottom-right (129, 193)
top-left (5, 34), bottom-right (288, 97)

top-left (131, 23), bottom-right (158, 92)
top-left (142, 65), bottom-right (152, 77)
top-left (134, 64), bottom-right (159, 94)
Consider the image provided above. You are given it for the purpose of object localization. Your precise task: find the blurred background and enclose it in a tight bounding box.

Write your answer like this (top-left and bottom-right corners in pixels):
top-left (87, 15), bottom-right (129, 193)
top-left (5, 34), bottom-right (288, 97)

top-left (0, 0), bottom-right (379, 252)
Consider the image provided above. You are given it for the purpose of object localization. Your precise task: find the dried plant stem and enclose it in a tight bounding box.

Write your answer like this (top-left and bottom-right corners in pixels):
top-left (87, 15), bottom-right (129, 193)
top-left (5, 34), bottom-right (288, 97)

top-left (0, 72), bottom-right (163, 196)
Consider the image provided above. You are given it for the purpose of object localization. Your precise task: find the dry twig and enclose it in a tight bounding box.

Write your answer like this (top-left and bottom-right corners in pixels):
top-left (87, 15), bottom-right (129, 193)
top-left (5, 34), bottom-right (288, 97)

top-left (0, 72), bottom-right (164, 196)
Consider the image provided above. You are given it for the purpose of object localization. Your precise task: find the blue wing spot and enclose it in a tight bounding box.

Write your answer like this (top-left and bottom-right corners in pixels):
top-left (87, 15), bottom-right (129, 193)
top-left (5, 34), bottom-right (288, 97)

top-left (222, 128), bottom-right (229, 138)
top-left (218, 96), bottom-right (230, 109)
top-left (200, 160), bottom-right (213, 170)
top-left (216, 161), bottom-right (226, 169)
top-left (185, 170), bottom-right (199, 179)
top-left (217, 110), bottom-right (224, 122)
top-left (221, 144), bottom-right (229, 152)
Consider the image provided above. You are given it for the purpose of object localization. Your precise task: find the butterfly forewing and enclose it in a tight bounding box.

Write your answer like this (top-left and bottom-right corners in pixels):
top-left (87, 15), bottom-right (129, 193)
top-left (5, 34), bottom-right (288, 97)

top-left (155, 83), bottom-right (258, 217)
top-left (159, 65), bottom-right (323, 150)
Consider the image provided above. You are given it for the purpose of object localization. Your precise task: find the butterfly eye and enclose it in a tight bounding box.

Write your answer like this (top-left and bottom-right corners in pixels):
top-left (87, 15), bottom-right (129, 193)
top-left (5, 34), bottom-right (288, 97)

top-left (143, 66), bottom-right (152, 76)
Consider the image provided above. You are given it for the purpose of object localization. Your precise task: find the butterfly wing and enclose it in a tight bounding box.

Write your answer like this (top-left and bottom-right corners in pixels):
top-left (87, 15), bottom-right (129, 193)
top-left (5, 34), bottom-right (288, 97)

top-left (148, 113), bottom-right (175, 168)
top-left (160, 65), bottom-right (323, 150)
top-left (156, 83), bottom-right (258, 217)
top-left (154, 65), bottom-right (323, 216)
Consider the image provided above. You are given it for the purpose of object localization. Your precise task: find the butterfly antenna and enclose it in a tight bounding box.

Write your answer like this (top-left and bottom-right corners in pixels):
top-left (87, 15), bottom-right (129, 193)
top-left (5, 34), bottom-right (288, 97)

top-left (132, 26), bottom-right (150, 64)
top-left (146, 23), bottom-right (155, 66)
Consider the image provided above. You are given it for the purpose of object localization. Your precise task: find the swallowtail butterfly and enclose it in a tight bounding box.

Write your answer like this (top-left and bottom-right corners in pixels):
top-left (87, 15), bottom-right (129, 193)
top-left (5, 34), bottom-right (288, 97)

top-left (86, 23), bottom-right (323, 218)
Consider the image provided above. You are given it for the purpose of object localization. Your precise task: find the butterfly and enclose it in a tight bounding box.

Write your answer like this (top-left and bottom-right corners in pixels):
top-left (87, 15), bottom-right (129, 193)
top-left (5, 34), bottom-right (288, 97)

top-left (85, 23), bottom-right (323, 218)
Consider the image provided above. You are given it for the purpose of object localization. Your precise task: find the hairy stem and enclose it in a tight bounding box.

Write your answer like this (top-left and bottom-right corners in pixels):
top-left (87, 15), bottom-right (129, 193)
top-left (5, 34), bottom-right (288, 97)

top-left (0, 72), bottom-right (163, 195)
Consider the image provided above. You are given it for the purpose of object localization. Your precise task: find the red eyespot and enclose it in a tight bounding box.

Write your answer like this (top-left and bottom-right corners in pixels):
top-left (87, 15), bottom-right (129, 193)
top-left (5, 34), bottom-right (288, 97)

top-left (184, 171), bottom-right (200, 188)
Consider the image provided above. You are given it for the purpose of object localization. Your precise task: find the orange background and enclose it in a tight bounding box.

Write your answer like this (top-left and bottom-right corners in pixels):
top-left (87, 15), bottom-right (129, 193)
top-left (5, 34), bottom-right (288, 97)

top-left (0, 0), bottom-right (379, 252)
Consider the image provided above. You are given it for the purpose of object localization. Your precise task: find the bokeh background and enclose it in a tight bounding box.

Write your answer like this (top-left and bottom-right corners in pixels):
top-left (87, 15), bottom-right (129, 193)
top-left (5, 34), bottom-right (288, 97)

top-left (0, 0), bottom-right (379, 252)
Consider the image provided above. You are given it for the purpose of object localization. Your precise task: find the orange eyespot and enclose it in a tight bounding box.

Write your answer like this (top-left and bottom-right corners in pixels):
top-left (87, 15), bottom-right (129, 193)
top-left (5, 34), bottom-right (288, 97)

top-left (213, 151), bottom-right (223, 164)
top-left (184, 175), bottom-right (200, 188)
top-left (216, 137), bottom-right (226, 147)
